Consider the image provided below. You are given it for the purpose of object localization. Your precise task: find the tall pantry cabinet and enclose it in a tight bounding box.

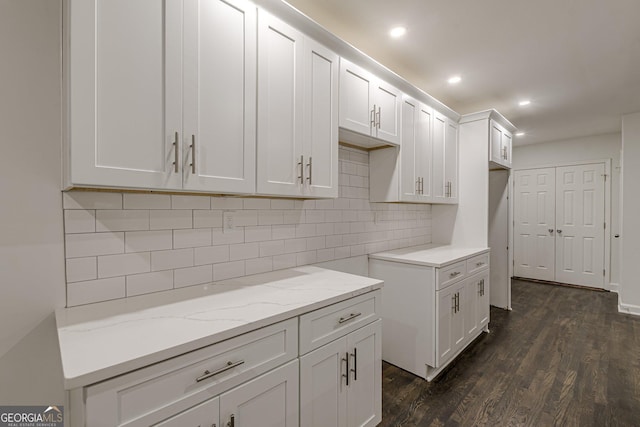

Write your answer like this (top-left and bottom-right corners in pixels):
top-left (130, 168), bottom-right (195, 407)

top-left (66, 0), bottom-right (257, 193)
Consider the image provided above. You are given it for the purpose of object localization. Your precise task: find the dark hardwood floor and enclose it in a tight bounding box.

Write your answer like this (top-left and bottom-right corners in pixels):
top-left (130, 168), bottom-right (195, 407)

top-left (380, 279), bottom-right (640, 426)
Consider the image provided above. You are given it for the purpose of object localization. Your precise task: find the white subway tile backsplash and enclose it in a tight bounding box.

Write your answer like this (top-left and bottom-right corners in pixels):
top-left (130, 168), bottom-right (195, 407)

top-left (213, 261), bottom-right (245, 281)
top-left (123, 193), bottom-right (171, 210)
top-left (230, 242), bottom-right (259, 261)
top-left (126, 271), bottom-right (174, 297)
top-left (64, 209), bottom-right (96, 234)
top-left (243, 198), bottom-right (271, 210)
top-left (172, 195), bottom-right (210, 210)
top-left (193, 210), bottom-right (223, 228)
top-left (273, 253), bottom-right (296, 270)
top-left (174, 228), bottom-right (212, 249)
top-left (211, 197), bottom-right (243, 210)
top-left (67, 277), bottom-right (125, 306)
top-left (66, 257), bottom-right (97, 283)
top-left (63, 147), bottom-right (432, 306)
top-left (212, 228), bottom-right (244, 245)
top-left (63, 191), bottom-right (122, 210)
top-left (194, 245), bottom-right (230, 265)
top-left (125, 230), bottom-right (172, 253)
top-left (245, 226), bottom-right (272, 243)
top-left (151, 249), bottom-right (194, 271)
top-left (174, 265), bottom-right (213, 288)
top-left (150, 210), bottom-right (192, 230)
top-left (96, 210), bottom-right (149, 232)
top-left (98, 252), bottom-right (151, 278)
top-left (245, 257), bottom-right (273, 276)
top-left (65, 232), bottom-right (124, 258)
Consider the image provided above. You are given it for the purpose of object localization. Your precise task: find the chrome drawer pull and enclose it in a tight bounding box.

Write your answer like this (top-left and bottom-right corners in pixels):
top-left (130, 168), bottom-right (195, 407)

top-left (449, 271), bottom-right (461, 278)
top-left (338, 312), bottom-right (362, 324)
top-left (196, 360), bottom-right (245, 383)
top-left (476, 262), bottom-right (484, 267)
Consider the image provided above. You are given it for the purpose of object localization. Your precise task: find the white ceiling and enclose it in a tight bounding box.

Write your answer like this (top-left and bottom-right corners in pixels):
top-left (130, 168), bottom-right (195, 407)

top-left (285, 0), bottom-right (640, 145)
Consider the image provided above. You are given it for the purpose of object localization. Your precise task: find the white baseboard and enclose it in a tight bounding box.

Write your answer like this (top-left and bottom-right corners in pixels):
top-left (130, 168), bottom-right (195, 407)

top-left (608, 282), bottom-right (620, 293)
top-left (618, 301), bottom-right (640, 316)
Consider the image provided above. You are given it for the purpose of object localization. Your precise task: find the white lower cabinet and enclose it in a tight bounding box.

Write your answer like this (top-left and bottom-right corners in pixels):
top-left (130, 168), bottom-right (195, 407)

top-left (78, 291), bottom-right (381, 426)
top-left (369, 247), bottom-right (489, 381)
top-left (300, 320), bottom-right (382, 427)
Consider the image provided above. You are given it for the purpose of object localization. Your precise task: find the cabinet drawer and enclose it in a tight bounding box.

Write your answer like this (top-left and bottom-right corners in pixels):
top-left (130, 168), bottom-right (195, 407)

top-left (299, 290), bottom-right (380, 355)
top-left (85, 318), bottom-right (297, 427)
top-left (436, 261), bottom-right (466, 290)
top-left (466, 253), bottom-right (489, 275)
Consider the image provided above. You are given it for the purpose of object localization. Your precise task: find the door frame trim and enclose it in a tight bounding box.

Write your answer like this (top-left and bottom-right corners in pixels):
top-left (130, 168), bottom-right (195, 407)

top-left (512, 159), bottom-right (612, 290)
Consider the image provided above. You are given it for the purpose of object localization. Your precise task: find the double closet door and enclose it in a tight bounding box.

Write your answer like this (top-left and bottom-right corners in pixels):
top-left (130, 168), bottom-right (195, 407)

top-left (514, 163), bottom-right (606, 288)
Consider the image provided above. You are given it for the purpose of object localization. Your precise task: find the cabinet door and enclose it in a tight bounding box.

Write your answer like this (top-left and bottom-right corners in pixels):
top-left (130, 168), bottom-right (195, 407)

top-left (444, 120), bottom-right (459, 202)
top-left (490, 120), bottom-right (504, 165)
top-left (220, 360), bottom-right (299, 427)
top-left (339, 59), bottom-right (374, 137)
top-left (154, 397), bottom-right (219, 427)
top-left (69, 0), bottom-right (182, 189)
top-left (436, 285), bottom-right (454, 367)
top-left (257, 11), bottom-right (304, 196)
top-left (304, 38), bottom-right (339, 198)
top-left (502, 130), bottom-right (512, 167)
top-left (373, 81), bottom-right (402, 145)
top-left (452, 282), bottom-right (466, 350)
top-left (182, 0), bottom-right (256, 194)
top-left (300, 337), bottom-right (347, 427)
top-left (399, 97), bottom-right (419, 201)
top-left (346, 320), bottom-right (382, 427)
top-left (464, 276), bottom-right (479, 339)
top-left (477, 271), bottom-right (490, 328)
top-left (431, 112), bottom-right (446, 200)
top-left (415, 103), bottom-right (433, 201)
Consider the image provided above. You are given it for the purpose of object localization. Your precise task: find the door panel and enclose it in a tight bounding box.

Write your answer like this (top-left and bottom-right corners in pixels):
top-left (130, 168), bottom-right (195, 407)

top-left (416, 104), bottom-right (433, 200)
top-left (183, 0), bottom-right (256, 193)
top-left (374, 83), bottom-right (401, 145)
top-left (555, 164), bottom-right (605, 287)
top-left (346, 320), bottom-right (381, 427)
top-left (339, 59), bottom-right (374, 136)
top-left (513, 168), bottom-right (556, 281)
top-left (431, 113), bottom-right (446, 199)
top-left (400, 98), bottom-right (418, 200)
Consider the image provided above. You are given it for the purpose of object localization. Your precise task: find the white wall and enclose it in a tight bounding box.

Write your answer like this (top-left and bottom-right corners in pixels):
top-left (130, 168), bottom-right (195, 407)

top-left (0, 0), bottom-right (66, 404)
top-left (513, 133), bottom-right (622, 286)
top-left (620, 112), bottom-right (640, 313)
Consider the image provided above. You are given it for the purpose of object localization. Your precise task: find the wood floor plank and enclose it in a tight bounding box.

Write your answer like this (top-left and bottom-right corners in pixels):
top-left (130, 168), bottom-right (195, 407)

top-left (380, 279), bottom-right (640, 426)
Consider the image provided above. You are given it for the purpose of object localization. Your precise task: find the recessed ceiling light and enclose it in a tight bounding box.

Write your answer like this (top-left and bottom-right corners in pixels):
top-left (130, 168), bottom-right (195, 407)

top-left (515, 132), bottom-right (525, 137)
top-left (519, 100), bottom-right (531, 107)
top-left (389, 26), bottom-right (407, 38)
top-left (447, 75), bottom-right (462, 85)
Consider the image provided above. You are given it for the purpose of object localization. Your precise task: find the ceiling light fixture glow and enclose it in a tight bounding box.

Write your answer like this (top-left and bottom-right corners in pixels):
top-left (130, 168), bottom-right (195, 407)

top-left (448, 75), bottom-right (462, 85)
top-left (515, 132), bottom-right (525, 137)
top-left (389, 26), bottom-right (407, 38)
top-left (519, 100), bottom-right (531, 107)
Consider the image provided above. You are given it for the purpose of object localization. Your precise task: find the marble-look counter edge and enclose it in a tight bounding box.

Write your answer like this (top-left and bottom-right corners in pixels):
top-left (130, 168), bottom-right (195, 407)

top-left (368, 244), bottom-right (490, 268)
top-left (56, 266), bottom-right (383, 390)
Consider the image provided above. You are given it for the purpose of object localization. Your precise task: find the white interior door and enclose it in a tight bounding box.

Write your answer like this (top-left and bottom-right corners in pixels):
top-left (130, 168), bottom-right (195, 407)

top-left (555, 164), bottom-right (605, 288)
top-left (513, 168), bottom-right (556, 281)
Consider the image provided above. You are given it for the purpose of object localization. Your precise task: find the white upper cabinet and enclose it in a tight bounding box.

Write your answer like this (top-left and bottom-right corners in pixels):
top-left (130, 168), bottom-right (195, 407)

top-left (67, 0), bottom-right (257, 193)
top-left (182, 0), bottom-right (257, 193)
top-left (339, 58), bottom-right (401, 147)
top-left (489, 119), bottom-right (513, 169)
top-left (431, 112), bottom-right (458, 204)
top-left (68, 0), bottom-right (183, 190)
top-left (257, 10), bottom-right (338, 198)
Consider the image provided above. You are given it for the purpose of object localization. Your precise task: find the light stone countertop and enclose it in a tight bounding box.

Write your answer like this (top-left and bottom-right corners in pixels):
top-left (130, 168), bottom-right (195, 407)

top-left (55, 265), bottom-right (383, 389)
top-left (369, 244), bottom-right (490, 268)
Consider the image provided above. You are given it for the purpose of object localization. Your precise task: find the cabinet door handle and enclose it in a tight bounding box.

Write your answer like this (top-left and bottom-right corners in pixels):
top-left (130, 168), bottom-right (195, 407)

top-left (227, 414), bottom-right (234, 427)
top-left (416, 177), bottom-right (420, 194)
top-left (342, 352), bottom-right (350, 386)
top-left (557, 229), bottom-right (563, 234)
top-left (173, 131), bottom-right (179, 173)
top-left (456, 292), bottom-right (460, 312)
top-left (370, 105), bottom-right (376, 128)
top-left (376, 106), bottom-right (381, 129)
top-left (190, 134), bottom-right (196, 174)
top-left (351, 348), bottom-right (357, 381)
top-left (195, 360), bottom-right (245, 383)
top-left (297, 155), bottom-right (304, 184)
top-left (306, 156), bottom-right (313, 185)
top-left (338, 312), bottom-right (362, 324)
top-left (476, 262), bottom-right (484, 267)
top-left (452, 294), bottom-right (456, 313)
top-left (420, 177), bottom-right (424, 194)
top-left (549, 229), bottom-right (555, 234)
